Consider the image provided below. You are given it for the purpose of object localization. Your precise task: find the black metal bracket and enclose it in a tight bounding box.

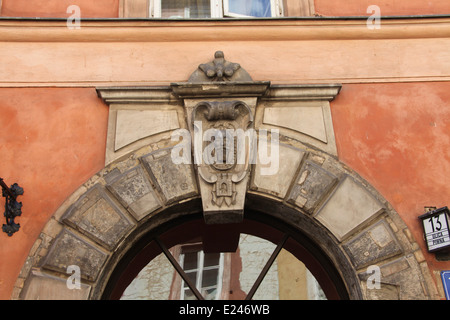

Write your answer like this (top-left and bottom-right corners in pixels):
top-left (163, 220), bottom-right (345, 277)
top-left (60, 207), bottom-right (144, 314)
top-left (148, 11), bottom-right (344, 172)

top-left (0, 178), bottom-right (24, 237)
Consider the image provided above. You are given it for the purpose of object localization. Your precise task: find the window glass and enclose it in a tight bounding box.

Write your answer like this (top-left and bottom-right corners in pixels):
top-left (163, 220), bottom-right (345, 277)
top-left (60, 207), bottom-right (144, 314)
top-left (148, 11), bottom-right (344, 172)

top-left (161, 0), bottom-right (211, 18)
top-left (203, 287), bottom-right (218, 300)
top-left (185, 270), bottom-right (197, 285)
top-left (183, 252), bottom-right (198, 270)
top-left (203, 252), bottom-right (220, 267)
top-left (202, 269), bottom-right (219, 287)
top-left (180, 249), bottom-right (223, 300)
top-left (183, 288), bottom-right (196, 300)
top-left (227, 0), bottom-right (272, 17)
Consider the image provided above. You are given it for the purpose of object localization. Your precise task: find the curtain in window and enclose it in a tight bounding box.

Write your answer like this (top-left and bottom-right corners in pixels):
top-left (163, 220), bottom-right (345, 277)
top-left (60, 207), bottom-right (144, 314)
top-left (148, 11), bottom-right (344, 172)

top-left (228, 0), bottom-right (272, 17)
top-left (161, 0), bottom-right (211, 18)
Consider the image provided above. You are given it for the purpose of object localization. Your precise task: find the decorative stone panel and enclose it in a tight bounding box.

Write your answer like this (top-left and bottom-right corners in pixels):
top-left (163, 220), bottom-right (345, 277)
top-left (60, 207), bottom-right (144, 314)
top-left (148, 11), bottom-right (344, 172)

top-left (96, 86), bottom-right (184, 165)
top-left (140, 148), bottom-right (198, 205)
top-left (287, 160), bottom-right (338, 214)
top-left (358, 256), bottom-right (429, 300)
top-left (114, 109), bottom-right (179, 151)
top-left (256, 85), bottom-right (340, 156)
top-left (343, 220), bottom-right (403, 269)
top-left (41, 229), bottom-right (108, 282)
top-left (263, 105), bottom-right (328, 142)
top-left (20, 270), bottom-right (91, 300)
top-left (361, 280), bottom-right (401, 300)
top-left (62, 184), bottom-right (135, 250)
top-left (251, 142), bottom-right (305, 199)
top-left (105, 165), bottom-right (161, 221)
top-left (314, 175), bottom-right (385, 241)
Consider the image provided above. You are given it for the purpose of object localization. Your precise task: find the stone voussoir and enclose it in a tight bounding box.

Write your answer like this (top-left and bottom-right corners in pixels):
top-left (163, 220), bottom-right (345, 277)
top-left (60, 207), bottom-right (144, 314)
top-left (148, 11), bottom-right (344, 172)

top-left (61, 184), bottom-right (135, 251)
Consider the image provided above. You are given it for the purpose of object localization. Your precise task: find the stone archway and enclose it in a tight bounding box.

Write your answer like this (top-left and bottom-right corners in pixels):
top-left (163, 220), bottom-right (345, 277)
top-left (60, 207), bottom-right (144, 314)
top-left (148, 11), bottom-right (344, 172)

top-left (15, 139), bottom-right (435, 300)
top-left (14, 52), bottom-right (437, 300)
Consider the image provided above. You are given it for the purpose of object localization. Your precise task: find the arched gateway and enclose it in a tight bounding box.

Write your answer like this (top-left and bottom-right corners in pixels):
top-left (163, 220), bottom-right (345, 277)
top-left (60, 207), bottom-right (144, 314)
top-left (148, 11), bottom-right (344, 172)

top-left (16, 52), bottom-right (435, 300)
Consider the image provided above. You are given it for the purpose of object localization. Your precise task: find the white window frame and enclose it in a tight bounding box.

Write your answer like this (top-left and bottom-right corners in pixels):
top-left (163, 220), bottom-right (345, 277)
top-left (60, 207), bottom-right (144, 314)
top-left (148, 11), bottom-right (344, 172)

top-left (150, 0), bottom-right (283, 18)
top-left (179, 249), bottom-right (224, 300)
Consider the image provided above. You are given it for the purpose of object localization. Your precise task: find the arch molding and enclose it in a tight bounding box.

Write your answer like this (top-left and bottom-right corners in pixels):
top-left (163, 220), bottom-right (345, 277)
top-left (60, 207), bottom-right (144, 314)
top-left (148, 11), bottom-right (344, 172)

top-left (15, 140), bottom-right (436, 300)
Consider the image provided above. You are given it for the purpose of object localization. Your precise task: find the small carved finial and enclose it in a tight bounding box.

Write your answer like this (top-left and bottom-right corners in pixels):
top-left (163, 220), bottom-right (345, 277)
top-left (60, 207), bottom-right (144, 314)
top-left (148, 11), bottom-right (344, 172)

top-left (198, 51), bottom-right (241, 82)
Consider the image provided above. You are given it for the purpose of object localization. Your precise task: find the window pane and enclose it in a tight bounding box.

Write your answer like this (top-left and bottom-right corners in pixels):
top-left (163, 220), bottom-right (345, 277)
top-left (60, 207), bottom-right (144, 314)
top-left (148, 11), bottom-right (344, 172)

top-left (202, 269), bottom-right (219, 288)
top-left (202, 287), bottom-right (218, 300)
top-left (161, 0), bottom-right (211, 18)
top-left (183, 252), bottom-right (198, 271)
top-left (203, 253), bottom-right (220, 267)
top-left (228, 0), bottom-right (272, 17)
top-left (183, 288), bottom-right (196, 300)
top-left (185, 270), bottom-right (197, 286)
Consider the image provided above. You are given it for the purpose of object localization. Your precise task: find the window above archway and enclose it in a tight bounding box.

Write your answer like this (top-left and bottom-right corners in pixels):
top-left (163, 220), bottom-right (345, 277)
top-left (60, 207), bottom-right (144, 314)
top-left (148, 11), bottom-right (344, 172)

top-left (119, 0), bottom-right (315, 18)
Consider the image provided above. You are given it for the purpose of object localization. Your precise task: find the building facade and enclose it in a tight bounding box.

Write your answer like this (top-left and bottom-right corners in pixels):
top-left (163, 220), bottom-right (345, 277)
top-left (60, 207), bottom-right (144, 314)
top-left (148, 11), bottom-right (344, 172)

top-left (1, 0), bottom-right (450, 300)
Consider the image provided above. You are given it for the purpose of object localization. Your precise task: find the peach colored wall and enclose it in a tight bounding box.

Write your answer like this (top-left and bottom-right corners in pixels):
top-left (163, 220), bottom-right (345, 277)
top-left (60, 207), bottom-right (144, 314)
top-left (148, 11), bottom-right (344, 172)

top-left (1, 0), bottom-right (119, 18)
top-left (315, 0), bottom-right (450, 16)
top-left (331, 82), bottom-right (450, 278)
top-left (0, 88), bottom-right (108, 299)
top-left (3, 36), bottom-right (450, 87)
top-left (3, 0), bottom-right (450, 18)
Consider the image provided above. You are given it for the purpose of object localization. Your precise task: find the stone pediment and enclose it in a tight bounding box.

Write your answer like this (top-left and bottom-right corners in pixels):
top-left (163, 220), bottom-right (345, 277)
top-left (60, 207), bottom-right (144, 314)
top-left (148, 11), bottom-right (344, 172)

top-left (97, 51), bottom-right (341, 224)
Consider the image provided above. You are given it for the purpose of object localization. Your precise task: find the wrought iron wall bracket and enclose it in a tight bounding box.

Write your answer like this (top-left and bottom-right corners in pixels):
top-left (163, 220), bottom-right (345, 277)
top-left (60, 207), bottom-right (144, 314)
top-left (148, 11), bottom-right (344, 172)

top-left (1, 178), bottom-right (24, 236)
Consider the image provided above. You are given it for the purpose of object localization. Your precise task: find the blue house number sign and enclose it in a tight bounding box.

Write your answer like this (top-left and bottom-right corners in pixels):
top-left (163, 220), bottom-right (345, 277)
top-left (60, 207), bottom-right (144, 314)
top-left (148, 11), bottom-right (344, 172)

top-left (442, 271), bottom-right (450, 300)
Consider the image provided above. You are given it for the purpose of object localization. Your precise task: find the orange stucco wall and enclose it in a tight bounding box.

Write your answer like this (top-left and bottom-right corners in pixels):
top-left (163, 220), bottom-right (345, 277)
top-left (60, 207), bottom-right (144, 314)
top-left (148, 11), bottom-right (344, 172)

top-left (331, 82), bottom-right (450, 277)
top-left (315, 0), bottom-right (450, 16)
top-left (1, 83), bottom-right (449, 299)
top-left (0, 0), bottom-right (119, 18)
top-left (0, 88), bottom-right (108, 299)
top-left (0, 0), bottom-right (449, 301)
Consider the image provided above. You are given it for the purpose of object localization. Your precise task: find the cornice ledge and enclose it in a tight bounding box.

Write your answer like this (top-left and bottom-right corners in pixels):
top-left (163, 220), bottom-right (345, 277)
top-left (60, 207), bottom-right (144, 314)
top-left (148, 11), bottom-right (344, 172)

top-left (97, 83), bottom-right (341, 105)
top-left (170, 81), bottom-right (271, 99)
top-left (2, 17), bottom-right (450, 42)
top-left (96, 86), bottom-right (179, 104)
top-left (262, 84), bottom-right (342, 101)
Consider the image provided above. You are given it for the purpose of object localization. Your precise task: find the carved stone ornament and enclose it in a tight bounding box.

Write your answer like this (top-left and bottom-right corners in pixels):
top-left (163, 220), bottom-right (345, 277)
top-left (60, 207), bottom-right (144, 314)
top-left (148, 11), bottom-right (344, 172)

top-left (188, 51), bottom-right (253, 83)
top-left (193, 100), bottom-right (255, 224)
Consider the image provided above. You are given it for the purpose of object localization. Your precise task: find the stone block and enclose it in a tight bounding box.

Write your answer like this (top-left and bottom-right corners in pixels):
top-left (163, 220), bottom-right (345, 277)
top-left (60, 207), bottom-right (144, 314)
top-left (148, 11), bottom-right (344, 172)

top-left (105, 166), bottom-right (161, 221)
top-left (252, 143), bottom-right (305, 199)
top-left (42, 229), bottom-right (108, 282)
top-left (140, 148), bottom-right (198, 205)
top-left (263, 105), bottom-right (328, 143)
top-left (365, 282), bottom-right (400, 300)
top-left (359, 256), bottom-right (428, 300)
top-left (62, 185), bottom-right (134, 250)
top-left (115, 109), bottom-right (179, 151)
top-left (315, 175), bottom-right (384, 241)
top-left (343, 221), bottom-right (403, 269)
top-left (287, 160), bottom-right (337, 214)
top-left (21, 271), bottom-right (91, 300)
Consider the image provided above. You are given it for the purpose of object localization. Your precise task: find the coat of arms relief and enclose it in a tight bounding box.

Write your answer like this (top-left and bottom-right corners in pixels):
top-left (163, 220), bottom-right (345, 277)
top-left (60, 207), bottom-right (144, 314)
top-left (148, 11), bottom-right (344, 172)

top-left (193, 100), bottom-right (254, 214)
top-left (174, 51), bottom-right (268, 224)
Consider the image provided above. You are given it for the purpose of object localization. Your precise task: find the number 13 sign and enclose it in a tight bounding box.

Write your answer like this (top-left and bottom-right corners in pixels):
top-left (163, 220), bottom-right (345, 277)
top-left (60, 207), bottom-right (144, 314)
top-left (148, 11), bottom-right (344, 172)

top-left (419, 207), bottom-right (450, 253)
